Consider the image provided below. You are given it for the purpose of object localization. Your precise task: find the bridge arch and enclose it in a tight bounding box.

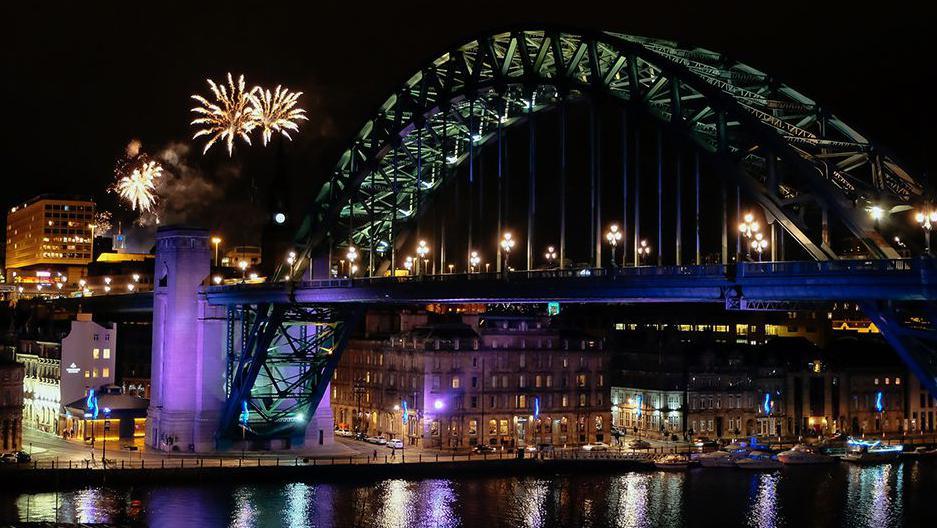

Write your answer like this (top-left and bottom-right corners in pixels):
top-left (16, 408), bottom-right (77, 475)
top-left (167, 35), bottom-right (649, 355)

top-left (293, 29), bottom-right (923, 271)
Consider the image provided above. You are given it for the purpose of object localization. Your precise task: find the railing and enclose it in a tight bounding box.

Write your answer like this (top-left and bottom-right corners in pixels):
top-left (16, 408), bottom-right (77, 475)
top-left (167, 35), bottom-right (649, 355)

top-left (207, 258), bottom-right (922, 294)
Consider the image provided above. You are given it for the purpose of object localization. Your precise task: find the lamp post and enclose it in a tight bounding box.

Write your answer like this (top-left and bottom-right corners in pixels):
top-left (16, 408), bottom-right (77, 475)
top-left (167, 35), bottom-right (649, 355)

top-left (102, 407), bottom-right (111, 469)
top-left (605, 224), bottom-right (622, 267)
top-left (637, 240), bottom-right (651, 265)
top-left (915, 207), bottom-right (937, 255)
top-left (738, 212), bottom-right (762, 260)
top-left (238, 260), bottom-right (248, 282)
top-left (469, 251), bottom-right (481, 273)
top-left (346, 246), bottom-right (358, 277)
top-left (500, 233), bottom-right (515, 275)
top-left (544, 246), bottom-right (557, 269)
top-left (750, 233), bottom-right (768, 262)
top-left (416, 240), bottom-right (430, 275)
top-left (286, 251), bottom-right (297, 279)
top-left (211, 236), bottom-right (222, 266)
top-left (404, 256), bottom-right (414, 276)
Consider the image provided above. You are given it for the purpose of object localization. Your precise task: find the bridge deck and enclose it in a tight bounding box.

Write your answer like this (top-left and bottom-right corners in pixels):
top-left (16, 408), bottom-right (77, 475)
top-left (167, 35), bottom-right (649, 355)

top-left (205, 259), bottom-right (934, 306)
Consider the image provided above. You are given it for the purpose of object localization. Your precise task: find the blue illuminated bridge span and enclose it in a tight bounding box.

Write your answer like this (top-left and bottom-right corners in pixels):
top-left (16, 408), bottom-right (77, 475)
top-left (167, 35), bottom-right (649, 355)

top-left (184, 28), bottom-right (936, 445)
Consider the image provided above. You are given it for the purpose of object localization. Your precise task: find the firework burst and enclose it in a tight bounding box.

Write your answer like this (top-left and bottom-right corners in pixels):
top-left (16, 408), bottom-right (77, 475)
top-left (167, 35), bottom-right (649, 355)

top-left (92, 211), bottom-right (113, 235)
top-left (250, 85), bottom-right (308, 145)
top-left (115, 160), bottom-right (162, 213)
top-left (191, 73), bottom-right (257, 156)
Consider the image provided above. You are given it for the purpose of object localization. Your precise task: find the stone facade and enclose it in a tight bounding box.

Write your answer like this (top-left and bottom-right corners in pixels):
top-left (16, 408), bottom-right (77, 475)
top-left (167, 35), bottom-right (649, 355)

top-left (1, 361), bottom-right (25, 452)
top-left (332, 312), bottom-right (612, 449)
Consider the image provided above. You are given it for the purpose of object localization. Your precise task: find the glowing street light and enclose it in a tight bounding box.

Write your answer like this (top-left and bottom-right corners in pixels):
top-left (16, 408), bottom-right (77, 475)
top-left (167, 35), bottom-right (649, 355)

top-left (738, 212), bottom-right (760, 239)
top-left (637, 239), bottom-right (652, 265)
top-left (544, 246), bottom-right (557, 268)
top-left (127, 283), bottom-right (135, 292)
top-left (212, 275), bottom-right (223, 285)
top-left (211, 236), bottom-right (222, 266)
top-left (469, 251), bottom-right (481, 273)
top-left (132, 273), bottom-right (140, 283)
top-left (346, 246), bottom-right (358, 277)
top-left (448, 264), bottom-right (454, 274)
top-left (869, 205), bottom-right (885, 222)
top-left (500, 233), bottom-right (515, 272)
top-left (750, 232), bottom-right (769, 261)
top-left (605, 224), bottom-right (622, 266)
top-left (915, 206), bottom-right (937, 254)
top-left (286, 250), bottom-right (297, 279)
top-left (238, 260), bottom-right (248, 282)
top-left (416, 240), bottom-right (430, 275)
top-left (404, 256), bottom-right (414, 275)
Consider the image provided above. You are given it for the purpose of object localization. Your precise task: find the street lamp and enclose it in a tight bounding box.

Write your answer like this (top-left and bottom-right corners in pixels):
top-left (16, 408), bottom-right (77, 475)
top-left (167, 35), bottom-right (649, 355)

top-left (915, 207), bottom-right (937, 255)
top-left (416, 240), bottom-right (430, 275)
top-left (448, 264), bottom-right (454, 274)
top-left (544, 246), bottom-right (557, 268)
top-left (238, 260), bottom-right (248, 282)
top-left (286, 251), bottom-right (297, 279)
top-left (469, 251), bottom-right (481, 273)
top-left (346, 246), bottom-right (358, 277)
top-left (637, 239), bottom-right (652, 265)
top-left (750, 232), bottom-right (769, 261)
top-left (500, 233), bottom-right (515, 273)
top-left (211, 236), bottom-right (222, 266)
top-left (102, 407), bottom-right (111, 469)
top-left (869, 205), bottom-right (885, 222)
top-left (605, 224), bottom-right (622, 267)
top-left (738, 212), bottom-right (760, 240)
top-left (404, 256), bottom-right (414, 275)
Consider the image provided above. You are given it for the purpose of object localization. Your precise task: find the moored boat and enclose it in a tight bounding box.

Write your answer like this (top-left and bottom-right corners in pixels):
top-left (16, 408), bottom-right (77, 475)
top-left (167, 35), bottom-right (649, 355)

top-left (777, 444), bottom-right (835, 465)
top-left (735, 450), bottom-right (782, 470)
top-left (842, 438), bottom-right (902, 464)
top-left (655, 453), bottom-right (692, 471)
top-left (900, 446), bottom-right (937, 459)
top-left (696, 450), bottom-right (737, 468)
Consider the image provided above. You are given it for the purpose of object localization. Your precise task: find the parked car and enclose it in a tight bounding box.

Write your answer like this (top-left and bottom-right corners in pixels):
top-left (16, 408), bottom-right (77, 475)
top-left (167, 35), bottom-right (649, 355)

top-left (386, 439), bottom-right (404, 449)
top-left (15, 451), bottom-right (31, 463)
top-left (628, 439), bottom-right (651, 450)
top-left (524, 445), bottom-right (538, 453)
top-left (335, 429), bottom-right (353, 437)
top-left (365, 436), bottom-right (382, 444)
top-left (473, 444), bottom-right (495, 454)
top-left (582, 442), bottom-right (610, 451)
top-left (0, 453), bottom-right (18, 464)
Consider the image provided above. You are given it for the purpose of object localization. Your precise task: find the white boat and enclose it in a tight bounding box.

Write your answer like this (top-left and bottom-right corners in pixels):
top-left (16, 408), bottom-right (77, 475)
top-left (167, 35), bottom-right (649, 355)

top-left (655, 453), bottom-right (692, 471)
top-left (842, 438), bottom-right (902, 464)
top-left (902, 446), bottom-right (937, 459)
top-left (777, 444), bottom-right (835, 465)
top-left (696, 450), bottom-right (737, 468)
top-left (735, 450), bottom-right (782, 470)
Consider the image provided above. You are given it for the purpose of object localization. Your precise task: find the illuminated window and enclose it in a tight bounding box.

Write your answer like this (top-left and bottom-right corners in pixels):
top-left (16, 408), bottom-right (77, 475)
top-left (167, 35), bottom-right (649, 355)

top-left (874, 378), bottom-right (879, 385)
top-left (92, 348), bottom-right (100, 359)
top-left (102, 367), bottom-right (110, 378)
top-left (92, 368), bottom-right (98, 378)
top-left (736, 324), bottom-right (748, 336)
top-left (84, 370), bottom-right (89, 378)
top-left (103, 348), bottom-right (110, 359)
top-left (896, 377), bottom-right (901, 385)
top-left (451, 376), bottom-right (460, 389)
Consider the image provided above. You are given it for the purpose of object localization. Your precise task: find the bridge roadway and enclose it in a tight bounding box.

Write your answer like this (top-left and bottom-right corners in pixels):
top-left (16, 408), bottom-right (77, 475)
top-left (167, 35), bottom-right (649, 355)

top-left (204, 259), bottom-right (935, 306)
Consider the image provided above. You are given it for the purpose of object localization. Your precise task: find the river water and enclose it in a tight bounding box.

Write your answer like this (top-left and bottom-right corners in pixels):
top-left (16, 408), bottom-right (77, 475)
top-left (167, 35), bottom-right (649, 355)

top-left (2, 461), bottom-right (934, 527)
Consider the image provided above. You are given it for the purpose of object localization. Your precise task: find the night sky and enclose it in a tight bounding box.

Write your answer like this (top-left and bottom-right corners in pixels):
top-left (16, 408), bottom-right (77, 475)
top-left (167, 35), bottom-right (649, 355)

top-left (4, 1), bottom-right (935, 248)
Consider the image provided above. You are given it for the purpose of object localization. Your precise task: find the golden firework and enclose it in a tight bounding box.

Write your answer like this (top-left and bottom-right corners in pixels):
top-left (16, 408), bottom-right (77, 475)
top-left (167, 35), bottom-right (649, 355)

top-left (250, 85), bottom-right (308, 145)
top-left (191, 73), bottom-right (257, 155)
top-left (92, 211), bottom-right (113, 235)
top-left (115, 160), bottom-right (161, 213)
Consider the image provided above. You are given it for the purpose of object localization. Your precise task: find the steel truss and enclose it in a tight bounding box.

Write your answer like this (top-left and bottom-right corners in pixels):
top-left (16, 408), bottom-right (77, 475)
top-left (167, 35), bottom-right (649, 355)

top-left (862, 301), bottom-right (937, 398)
top-left (218, 303), bottom-right (361, 443)
top-left (287, 29), bottom-right (923, 278)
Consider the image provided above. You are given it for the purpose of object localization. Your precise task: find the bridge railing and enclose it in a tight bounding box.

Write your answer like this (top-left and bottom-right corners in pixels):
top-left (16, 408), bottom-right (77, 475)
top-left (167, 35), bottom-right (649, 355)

top-left (737, 259), bottom-right (914, 276)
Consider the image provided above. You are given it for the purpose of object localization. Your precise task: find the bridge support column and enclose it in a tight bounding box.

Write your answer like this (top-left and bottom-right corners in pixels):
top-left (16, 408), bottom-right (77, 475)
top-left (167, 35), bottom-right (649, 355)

top-left (147, 226), bottom-right (226, 453)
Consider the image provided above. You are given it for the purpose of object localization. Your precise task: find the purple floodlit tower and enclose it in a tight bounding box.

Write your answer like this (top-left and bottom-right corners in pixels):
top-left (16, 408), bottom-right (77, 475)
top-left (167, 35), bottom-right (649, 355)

top-left (146, 226), bottom-right (226, 452)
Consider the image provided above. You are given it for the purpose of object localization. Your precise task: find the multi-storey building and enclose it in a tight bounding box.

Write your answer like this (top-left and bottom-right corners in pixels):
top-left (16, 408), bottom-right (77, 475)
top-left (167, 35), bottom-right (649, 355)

top-left (332, 311), bottom-right (612, 449)
top-left (1, 359), bottom-right (25, 452)
top-left (16, 313), bottom-right (117, 435)
top-left (5, 195), bottom-right (94, 296)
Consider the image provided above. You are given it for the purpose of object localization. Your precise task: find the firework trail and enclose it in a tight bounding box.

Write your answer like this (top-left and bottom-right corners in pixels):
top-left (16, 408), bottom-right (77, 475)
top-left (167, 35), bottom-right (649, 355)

top-left (249, 85), bottom-right (308, 145)
top-left (191, 73), bottom-right (257, 156)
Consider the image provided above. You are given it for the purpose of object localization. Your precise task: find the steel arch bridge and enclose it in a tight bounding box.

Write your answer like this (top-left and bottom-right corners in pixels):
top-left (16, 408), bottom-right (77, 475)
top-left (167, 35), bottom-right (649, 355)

top-left (290, 28), bottom-right (921, 276)
top-left (218, 29), bottom-right (933, 446)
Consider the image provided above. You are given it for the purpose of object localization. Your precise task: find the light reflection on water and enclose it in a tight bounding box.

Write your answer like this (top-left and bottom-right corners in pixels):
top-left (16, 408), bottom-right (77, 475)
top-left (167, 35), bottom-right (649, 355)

top-left (746, 473), bottom-right (782, 528)
top-left (3, 461), bottom-right (934, 527)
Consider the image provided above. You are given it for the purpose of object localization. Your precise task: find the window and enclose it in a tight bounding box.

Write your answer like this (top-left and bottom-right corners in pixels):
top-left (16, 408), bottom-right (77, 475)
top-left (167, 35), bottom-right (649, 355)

top-left (103, 348), bottom-right (110, 359)
top-left (519, 375), bottom-right (527, 388)
top-left (535, 375), bottom-right (542, 388)
top-left (468, 419), bottom-right (478, 435)
top-left (488, 419), bottom-right (498, 435)
top-left (92, 368), bottom-right (98, 378)
top-left (579, 393), bottom-right (587, 407)
top-left (470, 396), bottom-right (477, 408)
top-left (518, 395), bottom-right (527, 408)
top-left (491, 375), bottom-right (498, 388)
top-left (576, 374), bottom-right (587, 387)
top-left (92, 348), bottom-right (100, 359)
top-left (598, 374), bottom-right (604, 387)
top-left (432, 375), bottom-right (440, 389)
top-left (451, 376), bottom-right (460, 389)
top-left (562, 357), bottom-right (568, 368)
top-left (519, 354), bottom-right (526, 368)
top-left (499, 419), bottom-right (509, 435)
top-left (102, 367), bottom-right (110, 378)
top-left (562, 395), bottom-right (569, 407)
top-left (471, 376), bottom-right (478, 388)
top-left (84, 370), bottom-right (89, 378)
top-left (546, 375), bottom-right (553, 388)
